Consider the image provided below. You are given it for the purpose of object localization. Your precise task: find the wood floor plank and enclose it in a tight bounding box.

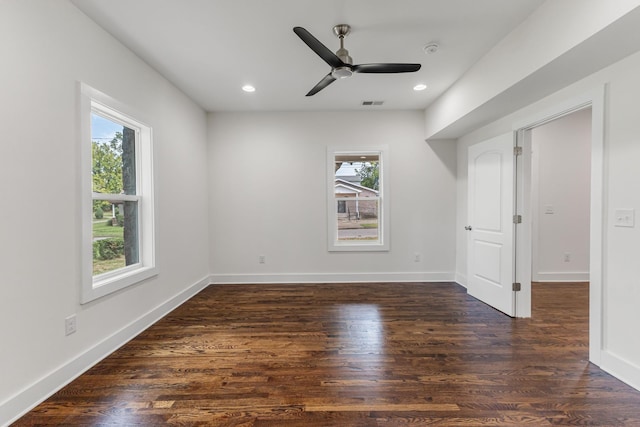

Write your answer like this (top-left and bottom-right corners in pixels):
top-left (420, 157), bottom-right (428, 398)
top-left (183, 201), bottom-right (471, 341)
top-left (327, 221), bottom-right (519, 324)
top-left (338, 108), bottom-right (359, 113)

top-left (13, 282), bottom-right (640, 426)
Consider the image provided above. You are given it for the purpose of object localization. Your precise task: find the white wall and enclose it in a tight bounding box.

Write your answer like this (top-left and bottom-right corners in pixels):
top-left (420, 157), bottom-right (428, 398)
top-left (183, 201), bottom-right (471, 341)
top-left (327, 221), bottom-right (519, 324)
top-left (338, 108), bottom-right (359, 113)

top-left (207, 111), bottom-right (457, 283)
top-left (531, 108), bottom-right (591, 282)
top-left (453, 49), bottom-right (640, 390)
top-left (0, 1), bottom-right (210, 423)
top-left (425, 1), bottom-right (640, 139)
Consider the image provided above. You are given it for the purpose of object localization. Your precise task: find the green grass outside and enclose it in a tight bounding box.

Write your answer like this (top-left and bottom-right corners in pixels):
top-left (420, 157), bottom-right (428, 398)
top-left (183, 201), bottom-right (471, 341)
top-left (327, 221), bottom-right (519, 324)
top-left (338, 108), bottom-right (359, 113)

top-left (93, 256), bottom-right (126, 275)
top-left (93, 219), bottom-right (124, 238)
top-left (360, 223), bottom-right (378, 229)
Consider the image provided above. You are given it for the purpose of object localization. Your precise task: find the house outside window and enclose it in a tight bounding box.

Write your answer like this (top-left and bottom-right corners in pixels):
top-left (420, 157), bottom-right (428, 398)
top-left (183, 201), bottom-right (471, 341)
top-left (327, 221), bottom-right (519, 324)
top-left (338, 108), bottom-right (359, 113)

top-left (327, 147), bottom-right (389, 251)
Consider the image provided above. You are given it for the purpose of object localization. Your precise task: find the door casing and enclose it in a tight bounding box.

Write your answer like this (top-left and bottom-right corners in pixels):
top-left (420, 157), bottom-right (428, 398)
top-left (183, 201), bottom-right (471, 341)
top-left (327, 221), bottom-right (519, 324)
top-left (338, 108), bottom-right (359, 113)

top-left (512, 86), bottom-right (605, 365)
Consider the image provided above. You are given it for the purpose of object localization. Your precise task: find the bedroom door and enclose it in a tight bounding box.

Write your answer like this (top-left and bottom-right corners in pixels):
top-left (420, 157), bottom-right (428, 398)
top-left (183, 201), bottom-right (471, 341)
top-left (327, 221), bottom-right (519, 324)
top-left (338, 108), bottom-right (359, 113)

top-left (467, 133), bottom-right (516, 316)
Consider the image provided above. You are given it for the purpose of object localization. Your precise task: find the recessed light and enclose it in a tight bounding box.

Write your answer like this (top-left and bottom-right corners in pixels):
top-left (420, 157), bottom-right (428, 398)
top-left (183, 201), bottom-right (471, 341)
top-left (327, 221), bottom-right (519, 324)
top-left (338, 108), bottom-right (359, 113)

top-left (413, 84), bottom-right (427, 91)
top-left (242, 85), bottom-right (256, 93)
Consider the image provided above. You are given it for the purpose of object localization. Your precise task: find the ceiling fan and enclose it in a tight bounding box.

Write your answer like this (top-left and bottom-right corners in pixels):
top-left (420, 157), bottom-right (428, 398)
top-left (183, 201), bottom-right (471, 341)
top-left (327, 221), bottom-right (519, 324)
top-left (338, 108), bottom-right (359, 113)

top-left (293, 24), bottom-right (421, 96)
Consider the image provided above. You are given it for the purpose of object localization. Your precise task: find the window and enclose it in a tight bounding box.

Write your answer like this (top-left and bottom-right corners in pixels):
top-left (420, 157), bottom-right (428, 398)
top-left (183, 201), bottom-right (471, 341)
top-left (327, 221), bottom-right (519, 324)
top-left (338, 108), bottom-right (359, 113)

top-left (80, 83), bottom-right (156, 303)
top-left (327, 147), bottom-right (389, 251)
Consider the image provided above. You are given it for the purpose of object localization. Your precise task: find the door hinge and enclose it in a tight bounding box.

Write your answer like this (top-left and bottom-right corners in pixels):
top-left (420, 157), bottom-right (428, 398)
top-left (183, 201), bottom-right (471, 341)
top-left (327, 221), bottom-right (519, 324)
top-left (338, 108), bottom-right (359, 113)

top-left (513, 214), bottom-right (522, 224)
top-left (512, 282), bottom-right (522, 292)
top-left (514, 146), bottom-right (523, 156)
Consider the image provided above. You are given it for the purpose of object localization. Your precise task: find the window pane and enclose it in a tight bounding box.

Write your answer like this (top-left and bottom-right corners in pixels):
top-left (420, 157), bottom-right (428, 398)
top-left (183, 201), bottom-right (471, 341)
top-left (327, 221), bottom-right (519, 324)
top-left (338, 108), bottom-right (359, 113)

top-left (328, 148), bottom-right (387, 252)
top-left (335, 155), bottom-right (379, 191)
top-left (91, 113), bottom-right (136, 195)
top-left (336, 198), bottom-right (379, 242)
top-left (92, 200), bottom-right (139, 276)
top-left (334, 153), bottom-right (381, 243)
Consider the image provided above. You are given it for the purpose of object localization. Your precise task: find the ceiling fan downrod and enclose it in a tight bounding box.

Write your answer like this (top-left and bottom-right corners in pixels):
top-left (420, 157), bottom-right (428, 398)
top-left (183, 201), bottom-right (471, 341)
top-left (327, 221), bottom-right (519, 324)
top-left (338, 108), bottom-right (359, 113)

top-left (332, 24), bottom-right (353, 78)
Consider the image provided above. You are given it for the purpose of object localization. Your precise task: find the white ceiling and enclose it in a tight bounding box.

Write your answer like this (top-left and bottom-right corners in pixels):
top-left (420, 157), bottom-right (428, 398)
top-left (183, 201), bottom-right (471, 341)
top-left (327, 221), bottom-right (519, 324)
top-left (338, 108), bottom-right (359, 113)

top-left (71, 0), bottom-right (545, 112)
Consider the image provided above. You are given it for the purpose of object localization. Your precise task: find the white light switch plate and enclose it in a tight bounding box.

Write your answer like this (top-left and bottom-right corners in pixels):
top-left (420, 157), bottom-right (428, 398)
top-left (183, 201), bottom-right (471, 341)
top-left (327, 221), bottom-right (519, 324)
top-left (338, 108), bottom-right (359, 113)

top-left (614, 209), bottom-right (635, 227)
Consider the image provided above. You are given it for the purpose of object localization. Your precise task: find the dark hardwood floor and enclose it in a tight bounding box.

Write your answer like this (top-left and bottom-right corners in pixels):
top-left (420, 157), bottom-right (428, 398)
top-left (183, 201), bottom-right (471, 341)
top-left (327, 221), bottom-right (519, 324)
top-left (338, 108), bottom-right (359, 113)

top-left (14, 282), bottom-right (640, 426)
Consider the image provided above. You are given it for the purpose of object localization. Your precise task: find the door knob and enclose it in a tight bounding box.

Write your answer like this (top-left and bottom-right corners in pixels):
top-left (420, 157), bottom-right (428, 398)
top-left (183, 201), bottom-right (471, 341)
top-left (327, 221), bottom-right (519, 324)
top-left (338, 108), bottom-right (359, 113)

top-left (465, 225), bottom-right (472, 231)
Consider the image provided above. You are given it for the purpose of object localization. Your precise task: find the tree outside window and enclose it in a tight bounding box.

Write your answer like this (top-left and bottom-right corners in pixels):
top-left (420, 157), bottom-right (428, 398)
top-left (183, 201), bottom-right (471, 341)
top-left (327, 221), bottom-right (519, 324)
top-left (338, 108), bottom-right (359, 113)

top-left (328, 148), bottom-right (389, 251)
top-left (91, 114), bottom-right (138, 276)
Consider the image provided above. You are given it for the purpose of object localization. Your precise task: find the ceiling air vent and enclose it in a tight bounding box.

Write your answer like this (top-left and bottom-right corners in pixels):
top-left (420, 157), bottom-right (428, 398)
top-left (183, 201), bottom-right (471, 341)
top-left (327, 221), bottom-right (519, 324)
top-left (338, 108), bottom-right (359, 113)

top-left (362, 100), bottom-right (384, 106)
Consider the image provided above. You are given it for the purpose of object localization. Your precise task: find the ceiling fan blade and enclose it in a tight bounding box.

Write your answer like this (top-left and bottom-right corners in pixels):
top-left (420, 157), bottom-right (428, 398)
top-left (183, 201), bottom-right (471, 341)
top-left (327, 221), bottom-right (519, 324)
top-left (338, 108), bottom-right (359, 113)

top-left (294, 27), bottom-right (345, 69)
top-left (353, 63), bottom-right (422, 73)
top-left (306, 73), bottom-right (336, 96)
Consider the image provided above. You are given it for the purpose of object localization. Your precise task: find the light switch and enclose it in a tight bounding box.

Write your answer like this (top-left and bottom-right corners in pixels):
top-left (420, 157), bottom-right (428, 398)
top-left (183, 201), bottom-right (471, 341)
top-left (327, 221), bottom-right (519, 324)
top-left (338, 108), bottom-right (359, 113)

top-left (614, 209), bottom-right (635, 227)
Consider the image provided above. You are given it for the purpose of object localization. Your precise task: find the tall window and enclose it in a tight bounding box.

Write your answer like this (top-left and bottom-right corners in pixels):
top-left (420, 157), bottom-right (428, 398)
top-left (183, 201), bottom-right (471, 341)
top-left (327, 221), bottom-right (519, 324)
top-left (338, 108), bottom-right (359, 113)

top-left (80, 84), bottom-right (156, 303)
top-left (327, 147), bottom-right (389, 251)
top-left (91, 113), bottom-right (139, 276)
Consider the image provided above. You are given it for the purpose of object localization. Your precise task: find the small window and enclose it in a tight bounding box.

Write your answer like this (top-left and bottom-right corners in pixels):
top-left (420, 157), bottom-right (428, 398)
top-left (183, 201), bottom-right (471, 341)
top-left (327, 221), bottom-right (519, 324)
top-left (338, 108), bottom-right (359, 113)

top-left (327, 147), bottom-right (389, 251)
top-left (80, 84), bottom-right (156, 303)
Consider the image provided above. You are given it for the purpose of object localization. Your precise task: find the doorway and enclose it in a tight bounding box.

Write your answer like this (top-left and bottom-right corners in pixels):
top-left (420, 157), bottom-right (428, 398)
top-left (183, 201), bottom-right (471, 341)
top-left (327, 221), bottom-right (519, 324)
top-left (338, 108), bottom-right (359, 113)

top-left (514, 87), bottom-right (605, 365)
top-left (530, 108), bottom-right (592, 285)
top-left (528, 108), bottom-right (592, 357)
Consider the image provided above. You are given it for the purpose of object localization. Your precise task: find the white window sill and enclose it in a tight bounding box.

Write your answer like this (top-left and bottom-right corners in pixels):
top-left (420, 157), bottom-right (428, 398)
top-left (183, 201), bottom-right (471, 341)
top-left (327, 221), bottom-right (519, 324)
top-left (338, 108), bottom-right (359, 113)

top-left (82, 266), bottom-right (158, 304)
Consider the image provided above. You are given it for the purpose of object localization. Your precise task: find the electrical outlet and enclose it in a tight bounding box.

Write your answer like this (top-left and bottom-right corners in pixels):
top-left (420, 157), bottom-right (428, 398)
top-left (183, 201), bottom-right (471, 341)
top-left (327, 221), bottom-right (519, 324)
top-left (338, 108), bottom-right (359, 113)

top-left (414, 252), bottom-right (421, 262)
top-left (258, 255), bottom-right (266, 264)
top-left (65, 315), bottom-right (77, 336)
top-left (563, 253), bottom-right (571, 263)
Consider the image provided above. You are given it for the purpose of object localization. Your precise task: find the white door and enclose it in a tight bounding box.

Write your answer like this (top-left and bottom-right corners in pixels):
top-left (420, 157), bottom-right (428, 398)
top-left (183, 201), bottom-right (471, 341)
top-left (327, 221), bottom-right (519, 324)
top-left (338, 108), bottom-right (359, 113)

top-left (467, 133), bottom-right (516, 316)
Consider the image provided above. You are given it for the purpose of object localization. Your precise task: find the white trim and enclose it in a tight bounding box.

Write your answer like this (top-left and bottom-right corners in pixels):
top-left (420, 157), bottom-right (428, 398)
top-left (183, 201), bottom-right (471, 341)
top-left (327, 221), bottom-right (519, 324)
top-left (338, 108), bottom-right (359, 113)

top-left (90, 266), bottom-right (158, 301)
top-left (92, 193), bottom-right (140, 202)
top-left (514, 85), bottom-right (605, 366)
top-left (79, 82), bottom-right (157, 304)
top-left (327, 146), bottom-right (389, 252)
top-left (0, 276), bottom-right (210, 427)
top-left (534, 272), bottom-right (590, 282)
top-left (515, 128), bottom-right (532, 317)
top-left (601, 350), bottom-right (640, 392)
top-left (210, 271), bottom-right (454, 284)
top-left (454, 273), bottom-right (468, 288)
top-left (588, 86), bottom-right (605, 366)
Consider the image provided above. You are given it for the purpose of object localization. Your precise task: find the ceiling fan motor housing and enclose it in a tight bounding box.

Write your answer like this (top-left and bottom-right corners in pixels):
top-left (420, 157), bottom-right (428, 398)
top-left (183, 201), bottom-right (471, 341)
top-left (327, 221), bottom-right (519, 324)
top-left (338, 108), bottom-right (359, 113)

top-left (332, 66), bottom-right (353, 79)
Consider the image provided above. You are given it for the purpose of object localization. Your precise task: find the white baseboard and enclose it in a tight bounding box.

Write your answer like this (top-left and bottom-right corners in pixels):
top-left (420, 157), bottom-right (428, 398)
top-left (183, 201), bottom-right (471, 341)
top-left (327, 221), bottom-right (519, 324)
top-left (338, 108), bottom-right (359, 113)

top-left (533, 271), bottom-right (590, 282)
top-left (454, 272), bottom-right (467, 288)
top-left (0, 276), bottom-right (210, 427)
top-left (601, 350), bottom-right (640, 392)
top-left (209, 271), bottom-right (455, 284)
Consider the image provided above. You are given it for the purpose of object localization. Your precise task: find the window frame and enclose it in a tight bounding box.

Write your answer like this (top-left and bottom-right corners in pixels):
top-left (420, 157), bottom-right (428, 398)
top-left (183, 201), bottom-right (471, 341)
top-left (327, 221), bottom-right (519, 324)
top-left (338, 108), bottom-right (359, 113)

top-left (79, 83), bottom-right (157, 303)
top-left (327, 146), bottom-right (390, 252)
